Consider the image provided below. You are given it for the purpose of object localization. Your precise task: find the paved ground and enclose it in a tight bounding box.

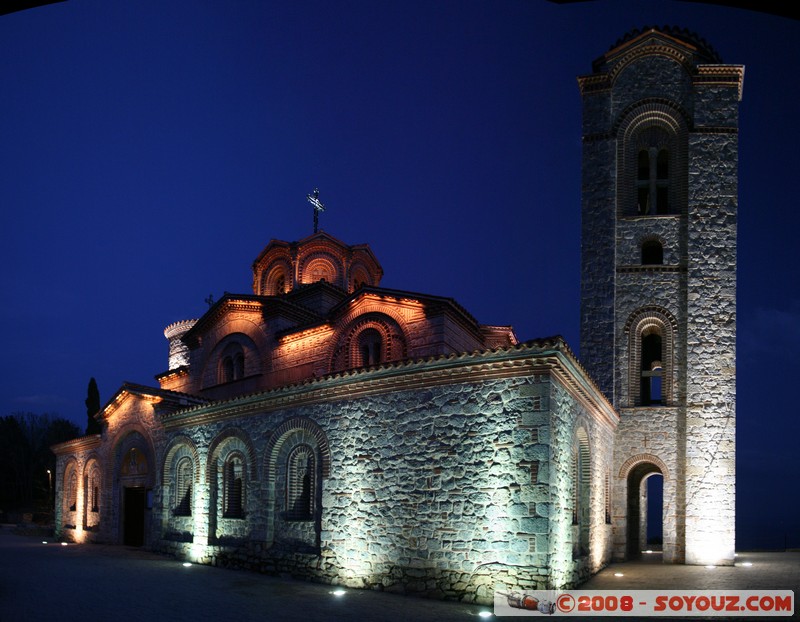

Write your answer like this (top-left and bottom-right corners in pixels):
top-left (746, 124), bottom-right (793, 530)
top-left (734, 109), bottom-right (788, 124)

top-left (0, 528), bottom-right (796, 621)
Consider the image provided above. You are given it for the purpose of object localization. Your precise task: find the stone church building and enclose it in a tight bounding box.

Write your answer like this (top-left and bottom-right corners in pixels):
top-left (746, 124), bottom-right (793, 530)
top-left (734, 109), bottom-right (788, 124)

top-left (53, 27), bottom-right (742, 602)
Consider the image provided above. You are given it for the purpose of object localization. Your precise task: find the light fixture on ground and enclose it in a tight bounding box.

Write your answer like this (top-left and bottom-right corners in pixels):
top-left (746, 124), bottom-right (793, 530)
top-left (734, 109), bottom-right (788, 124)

top-left (478, 612), bottom-right (494, 618)
top-left (330, 589), bottom-right (345, 597)
top-left (614, 573), bottom-right (624, 577)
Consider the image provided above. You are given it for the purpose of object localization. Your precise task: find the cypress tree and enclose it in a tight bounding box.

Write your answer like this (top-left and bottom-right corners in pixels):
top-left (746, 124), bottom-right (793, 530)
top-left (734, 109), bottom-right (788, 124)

top-left (85, 377), bottom-right (101, 435)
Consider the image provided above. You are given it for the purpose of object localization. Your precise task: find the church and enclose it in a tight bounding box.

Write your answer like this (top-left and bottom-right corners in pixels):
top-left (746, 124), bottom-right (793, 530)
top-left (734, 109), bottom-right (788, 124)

top-left (52, 26), bottom-right (742, 603)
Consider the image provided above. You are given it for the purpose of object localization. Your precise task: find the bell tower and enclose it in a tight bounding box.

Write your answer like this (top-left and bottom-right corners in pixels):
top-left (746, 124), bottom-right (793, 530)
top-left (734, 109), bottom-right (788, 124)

top-left (578, 27), bottom-right (743, 565)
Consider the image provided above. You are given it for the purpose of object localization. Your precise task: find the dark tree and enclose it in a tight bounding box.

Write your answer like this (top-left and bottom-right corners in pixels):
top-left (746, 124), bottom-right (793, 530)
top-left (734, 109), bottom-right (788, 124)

top-left (85, 377), bottom-right (101, 435)
top-left (0, 413), bottom-right (80, 513)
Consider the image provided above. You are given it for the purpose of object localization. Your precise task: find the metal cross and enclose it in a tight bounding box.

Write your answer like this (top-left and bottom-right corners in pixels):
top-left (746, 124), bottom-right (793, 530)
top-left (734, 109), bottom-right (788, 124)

top-left (205, 294), bottom-right (215, 308)
top-left (307, 188), bottom-right (325, 233)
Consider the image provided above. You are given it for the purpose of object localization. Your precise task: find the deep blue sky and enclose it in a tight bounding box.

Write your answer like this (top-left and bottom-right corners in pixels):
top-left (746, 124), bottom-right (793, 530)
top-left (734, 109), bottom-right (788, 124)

top-left (1, 1), bottom-right (797, 550)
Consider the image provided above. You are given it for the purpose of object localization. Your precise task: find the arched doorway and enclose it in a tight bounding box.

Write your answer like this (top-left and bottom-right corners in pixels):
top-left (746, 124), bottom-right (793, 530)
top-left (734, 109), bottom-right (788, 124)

top-left (626, 462), bottom-right (663, 559)
top-left (113, 430), bottom-right (154, 547)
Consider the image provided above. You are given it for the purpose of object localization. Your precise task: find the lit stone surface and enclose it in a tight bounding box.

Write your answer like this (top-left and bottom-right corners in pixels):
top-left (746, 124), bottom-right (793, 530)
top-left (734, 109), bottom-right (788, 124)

top-left (579, 27), bottom-right (741, 566)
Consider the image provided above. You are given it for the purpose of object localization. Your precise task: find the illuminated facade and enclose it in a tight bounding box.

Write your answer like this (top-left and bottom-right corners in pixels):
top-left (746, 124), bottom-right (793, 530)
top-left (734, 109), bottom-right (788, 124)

top-left (578, 27), bottom-right (741, 566)
top-left (52, 230), bottom-right (617, 600)
top-left (52, 26), bottom-right (740, 602)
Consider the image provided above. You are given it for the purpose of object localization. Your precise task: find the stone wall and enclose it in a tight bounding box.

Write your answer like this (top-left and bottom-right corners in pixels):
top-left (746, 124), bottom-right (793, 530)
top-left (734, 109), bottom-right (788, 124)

top-left (147, 348), bottom-right (616, 604)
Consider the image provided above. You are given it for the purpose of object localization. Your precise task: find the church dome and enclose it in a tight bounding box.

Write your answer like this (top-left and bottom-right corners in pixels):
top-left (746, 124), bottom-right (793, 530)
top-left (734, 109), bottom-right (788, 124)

top-left (251, 231), bottom-right (383, 296)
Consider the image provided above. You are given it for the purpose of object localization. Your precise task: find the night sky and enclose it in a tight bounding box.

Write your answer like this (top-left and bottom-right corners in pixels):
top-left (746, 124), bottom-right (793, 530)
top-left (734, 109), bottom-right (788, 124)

top-left (1, 1), bottom-right (797, 550)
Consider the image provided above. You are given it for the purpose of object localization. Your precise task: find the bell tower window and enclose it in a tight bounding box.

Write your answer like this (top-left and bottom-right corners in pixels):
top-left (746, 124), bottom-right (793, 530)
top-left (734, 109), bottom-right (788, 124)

top-left (640, 330), bottom-right (663, 405)
top-left (637, 147), bottom-right (670, 215)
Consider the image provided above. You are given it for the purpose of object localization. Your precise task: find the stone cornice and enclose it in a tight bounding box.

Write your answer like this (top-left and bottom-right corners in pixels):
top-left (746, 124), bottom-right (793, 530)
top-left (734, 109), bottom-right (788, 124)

top-left (577, 74), bottom-right (611, 96)
top-left (51, 434), bottom-right (101, 455)
top-left (160, 338), bottom-right (618, 431)
top-left (694, 65), bottom-right (745, 101)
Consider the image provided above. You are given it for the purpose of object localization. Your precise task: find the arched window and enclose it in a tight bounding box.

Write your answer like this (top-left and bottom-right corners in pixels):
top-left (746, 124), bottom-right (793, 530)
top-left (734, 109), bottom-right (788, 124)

top-left (218, 343), bottom-right (245, 384)
top-left (626, 308), bottom-right (676, 408)
top-left (358, 328), bottom-right (383, 367)
top-left (641, 240), bottom-right (664, 265)
top-left (619, 107), bottom-right (687, 219)
top-left (175, 456), bottom-right (193, 516)
top-left (85, 461), bottom-right (101, 515)
top-left (303, 257), bottom-right (337, 285)
top-left (637, 147), bottom-right (670, 215)
top-left (223, 454), bottom-right (244, 519)
top-left (286, 444), bottom-right (315, 520)
top-left (67, 470), bottom-right (78, 512)
top-left (640, 328), bottom-right (663, 406)
top-left (572, 430), bottom-right (591, 558)
top-left (274, 274), bottom-right (285, 295)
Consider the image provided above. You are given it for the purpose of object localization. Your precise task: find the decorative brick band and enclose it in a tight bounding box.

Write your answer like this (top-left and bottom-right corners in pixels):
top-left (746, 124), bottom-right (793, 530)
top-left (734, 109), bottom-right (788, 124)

top-left (206, 426), bottom-right (259, 482)
top-left (618, 453), bottom-right (669, 481)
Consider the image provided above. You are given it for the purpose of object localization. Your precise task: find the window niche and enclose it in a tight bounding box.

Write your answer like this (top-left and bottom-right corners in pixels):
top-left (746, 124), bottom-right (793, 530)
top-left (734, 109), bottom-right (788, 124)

top-left (640, 329), bottom-right (664, 406)
top-left (174, 456), bottom-right (193, 516)
top-left (634, 125), bottom-right (673, 216)
top-left (641, 239), bottom-right (664, 265)
top-left (358, 328), bottom-right (383, 367)
top-left (223, 454), bottom-right (245, 519)
top-left (218, 343), bottom-right (245, 384)
top-left (285, 444), bottom-right (316, 520)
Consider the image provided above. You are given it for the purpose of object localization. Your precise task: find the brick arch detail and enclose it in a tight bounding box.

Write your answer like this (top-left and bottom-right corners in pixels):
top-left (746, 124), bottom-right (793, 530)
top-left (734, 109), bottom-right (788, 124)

top-left (260, 259), bottom-right (292, 295)
top-left (263, 417), bottom-right (331, 482)
top-left (109, 424), bottom-right (156, 486)
top-left (63, 456), bottom-right (80, 486)
top-left (162, 435), bottom-right (202, 486)
top-left (201, 331), bottom-right (262, 389)
top-left (349, 262), bottom-right (374, 290)
top-left (328, 312), bottom-right (408, 372)
top-left (615, 100), bottom-right (689, 219)
top-left (62, 457), bottom-right (80, 517)
top-left (618, 453), bottom-right (670, 481)
top-left (624, 306), bottom-right (678, 407)
top-left (608, 43), bottom-right (694, 83)
top-left (206, 427), bottom-right (258, 482)
top-left (82, 452), bottom-right (101, 477)
top-left (297, 251), bottom-right (342, 287)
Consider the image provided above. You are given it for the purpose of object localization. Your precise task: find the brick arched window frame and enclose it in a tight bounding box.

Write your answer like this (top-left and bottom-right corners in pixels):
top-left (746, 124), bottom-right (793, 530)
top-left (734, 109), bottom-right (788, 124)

top-left (66, 466), bottom-right (78, 513)
top-left (625, 307), bottom-right (678, 407)
top-left (218, 342), bottom-right (245, 384)
top-left (300, 255), bottom-right (338, 286)
top-left (223, 452), bottom-right (245, 519)
top-left (572, 427), bottom-right (591, 558)
top-left (616, 100), bottom-right (688, 218)
top-left (175, 456), bottom-right (193, 516)
top-left (330, 314), bottom-right (408, 372)
top-left (286, 444), bottom-right (316, 520)
top-left (349, 263), bottom-right (373, 291)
